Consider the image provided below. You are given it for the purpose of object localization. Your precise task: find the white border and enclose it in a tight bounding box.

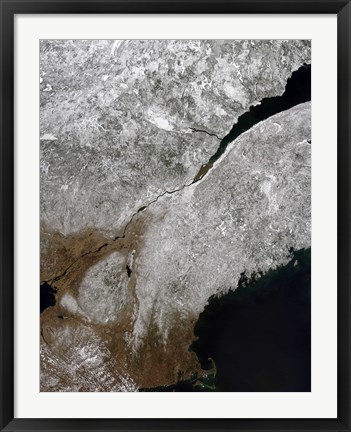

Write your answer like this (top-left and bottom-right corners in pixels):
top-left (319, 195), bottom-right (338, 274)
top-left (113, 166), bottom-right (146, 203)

top-left (14, 14), bottom-right (337, 418)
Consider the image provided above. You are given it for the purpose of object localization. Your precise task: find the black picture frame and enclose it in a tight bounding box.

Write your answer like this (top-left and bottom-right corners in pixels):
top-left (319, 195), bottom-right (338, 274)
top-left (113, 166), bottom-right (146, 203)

top-left (1, 1), bottom-right (350, 431)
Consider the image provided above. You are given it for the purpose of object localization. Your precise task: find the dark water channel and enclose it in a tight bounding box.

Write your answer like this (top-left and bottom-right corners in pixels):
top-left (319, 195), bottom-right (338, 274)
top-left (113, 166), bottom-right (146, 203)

top-left (139, 63), bottom-right (312, 392)
top-left (194, 63), bottom-right (311, 181)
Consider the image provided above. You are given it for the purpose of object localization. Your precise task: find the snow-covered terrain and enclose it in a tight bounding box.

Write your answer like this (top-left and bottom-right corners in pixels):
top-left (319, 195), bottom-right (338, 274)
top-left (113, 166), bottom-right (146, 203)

top-left (40, 40), bottom-right (311, 391)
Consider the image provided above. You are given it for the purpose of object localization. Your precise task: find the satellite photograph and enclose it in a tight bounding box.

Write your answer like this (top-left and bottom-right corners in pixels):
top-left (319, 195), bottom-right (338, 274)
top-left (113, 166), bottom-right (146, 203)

top-left (40, 40), bottom-right (311, 392)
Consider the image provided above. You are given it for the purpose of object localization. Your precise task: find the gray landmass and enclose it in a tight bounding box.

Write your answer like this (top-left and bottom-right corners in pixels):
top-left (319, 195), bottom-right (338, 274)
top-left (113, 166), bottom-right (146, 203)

top-left (40, 39), bottom-right (310, 236)
top-left (131, 103), bottom-right (310, 345)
